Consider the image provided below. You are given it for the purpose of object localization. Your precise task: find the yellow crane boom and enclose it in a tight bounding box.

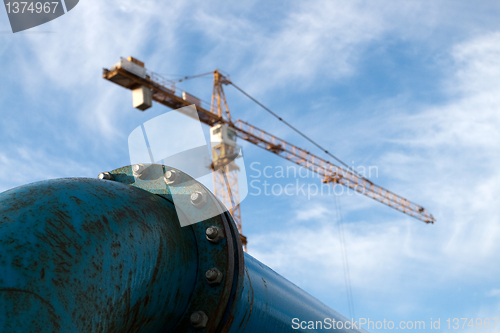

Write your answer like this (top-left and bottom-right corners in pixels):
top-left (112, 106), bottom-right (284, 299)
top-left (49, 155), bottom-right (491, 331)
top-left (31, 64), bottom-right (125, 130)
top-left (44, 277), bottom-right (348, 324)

top-left (233, 119), bottom-right (434, 223)
top-left (102, 57), bottom-right (435, 246)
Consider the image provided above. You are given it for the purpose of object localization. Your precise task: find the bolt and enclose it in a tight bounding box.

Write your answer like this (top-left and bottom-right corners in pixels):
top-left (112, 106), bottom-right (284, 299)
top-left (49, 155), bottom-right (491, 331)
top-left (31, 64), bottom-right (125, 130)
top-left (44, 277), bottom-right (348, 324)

top-left (164, 169), bottom-right (180, 185)
top-left (190, 191), bottom-right (207, 208)
top-left (190, 192), bottom-right (202, 203)
top-left (205, 226), bottom-right (224, 243)
top-left (190, 311), bottom-right (208, 328)
top-left (205, 268), bottom-right (223, 285)
top-left (98, 172), bottom-right (114, 180)
top-left (132, 163), bottom-right (148, 179)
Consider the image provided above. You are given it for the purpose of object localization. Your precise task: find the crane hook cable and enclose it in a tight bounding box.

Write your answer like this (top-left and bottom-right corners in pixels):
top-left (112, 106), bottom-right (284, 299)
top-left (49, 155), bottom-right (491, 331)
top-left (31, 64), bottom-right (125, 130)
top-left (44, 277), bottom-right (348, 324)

top-left (334, 194), bottom-right (355, 319)
top-left (230, 80), bottom-right (357, 317)
top-left (231, 79), bottom-right (357, 317)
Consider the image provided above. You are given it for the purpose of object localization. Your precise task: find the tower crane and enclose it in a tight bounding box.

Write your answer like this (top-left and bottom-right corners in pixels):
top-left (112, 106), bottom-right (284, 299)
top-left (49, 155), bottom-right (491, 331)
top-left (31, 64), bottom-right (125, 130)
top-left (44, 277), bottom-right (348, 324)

top-left (103, 57), bottom-right (435, 251)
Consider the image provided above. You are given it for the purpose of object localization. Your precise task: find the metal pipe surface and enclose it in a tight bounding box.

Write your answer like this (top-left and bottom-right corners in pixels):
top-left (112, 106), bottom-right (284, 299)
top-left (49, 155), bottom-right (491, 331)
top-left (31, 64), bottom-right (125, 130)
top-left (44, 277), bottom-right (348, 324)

top-left (0, 178), bottom-right (197, 332)
top-left (224, 254), bottom-right (362, 332)
top-left (0, 169), bottom-right (366, 333)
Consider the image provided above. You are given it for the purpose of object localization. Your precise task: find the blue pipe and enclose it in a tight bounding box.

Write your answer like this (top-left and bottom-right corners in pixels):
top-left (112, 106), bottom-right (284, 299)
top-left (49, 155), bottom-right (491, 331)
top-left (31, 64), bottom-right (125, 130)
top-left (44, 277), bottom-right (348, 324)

top-left (0, 178), bottom-right (198, 332)
top-left (0, 166), bottom-right (366, 332)
top-left (224, 254), bottom-right (362, 332)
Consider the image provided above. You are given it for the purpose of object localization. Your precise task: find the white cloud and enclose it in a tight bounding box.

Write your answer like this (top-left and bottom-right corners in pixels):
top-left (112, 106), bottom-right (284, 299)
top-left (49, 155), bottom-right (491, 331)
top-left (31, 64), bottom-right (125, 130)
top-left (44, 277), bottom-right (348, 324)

top-left (248, 30), bottom-right (500, 318)
top-left (486, 289), bottom-right (500, 297)
top-left (0, 145), bottom-right (96, 192)
top-left (1, 1), bottom-right (500, 325)
top-left (2, 1), bottom-right (189, 139)
top-left (296, 203), bottom-right (329, 221)
top-left (382, 32), bottom-right (500, 265)
top-left (192, 0), bottom-right (389, 93)
top-left (188, 0), bottom-right (500, 96)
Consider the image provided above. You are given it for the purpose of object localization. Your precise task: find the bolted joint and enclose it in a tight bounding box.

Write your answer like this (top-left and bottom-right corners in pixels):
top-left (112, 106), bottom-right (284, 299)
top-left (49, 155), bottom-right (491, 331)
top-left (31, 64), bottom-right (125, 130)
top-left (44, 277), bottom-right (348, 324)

top-left (132, 163), bottom-right (149, 179)
top-left (190, 311), bottom-right (208, 329)
top-left (205, 267), bottom-right (223, 285)
top-left (98, 172), bottom-right (114, 181)
top-left (190, 191), bottom-right (207, 208)
top-left (205, 226), bottom-right (224, 244)
top-left (164, 169), bottom-right (180, 185)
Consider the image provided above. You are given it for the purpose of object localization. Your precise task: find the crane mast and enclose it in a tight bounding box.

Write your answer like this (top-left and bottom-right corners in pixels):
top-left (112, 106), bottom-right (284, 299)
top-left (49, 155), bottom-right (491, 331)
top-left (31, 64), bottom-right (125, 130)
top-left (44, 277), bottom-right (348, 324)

top-left (102, 57), bottom-right (435, 249)
top-left (210, 70), bottom-right (247, 250)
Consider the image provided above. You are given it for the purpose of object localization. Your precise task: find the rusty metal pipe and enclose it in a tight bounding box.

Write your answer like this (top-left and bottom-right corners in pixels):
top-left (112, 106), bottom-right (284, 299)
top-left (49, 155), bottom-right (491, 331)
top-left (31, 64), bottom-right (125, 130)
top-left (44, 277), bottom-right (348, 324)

top-left (0, 178), bottom-right (198, 332)
top-left (221, 253), bottom-right (364, 332)
top-left (0, 166), bottom-right (366, 332)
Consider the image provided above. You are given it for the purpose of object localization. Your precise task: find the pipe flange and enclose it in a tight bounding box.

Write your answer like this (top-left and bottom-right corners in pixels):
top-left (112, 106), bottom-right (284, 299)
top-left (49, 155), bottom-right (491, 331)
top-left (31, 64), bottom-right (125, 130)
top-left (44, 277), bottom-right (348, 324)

top-left (106, 164), bottom-right (244, 333)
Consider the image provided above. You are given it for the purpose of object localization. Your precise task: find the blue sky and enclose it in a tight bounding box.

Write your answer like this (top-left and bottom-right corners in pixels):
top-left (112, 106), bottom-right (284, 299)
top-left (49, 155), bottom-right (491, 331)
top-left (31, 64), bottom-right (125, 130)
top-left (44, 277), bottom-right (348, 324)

top-left (1, 1), bottom-right (500, 332)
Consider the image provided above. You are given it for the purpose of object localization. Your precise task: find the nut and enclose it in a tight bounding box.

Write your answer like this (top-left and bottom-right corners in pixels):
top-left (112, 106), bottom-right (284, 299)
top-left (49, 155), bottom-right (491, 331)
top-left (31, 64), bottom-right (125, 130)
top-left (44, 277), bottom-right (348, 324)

top-left (205, 268), bottom-right (223, 285)
top-left (98, 172), bottom-right (114, 180)
top-left (190, 191), bottom-right (207, 208)
top-left (190, 311), bottom-right (208, 328)
top-left (205, 226), bottom-right (224, 244)
top-left (164, 169), bottom-right (180, 185)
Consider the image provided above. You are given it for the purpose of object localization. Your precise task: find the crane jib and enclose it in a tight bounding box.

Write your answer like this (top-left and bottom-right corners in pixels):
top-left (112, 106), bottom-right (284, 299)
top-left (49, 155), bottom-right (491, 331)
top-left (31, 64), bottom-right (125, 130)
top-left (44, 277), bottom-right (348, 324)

top-left (102, 59), bottom-right (435, 225)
